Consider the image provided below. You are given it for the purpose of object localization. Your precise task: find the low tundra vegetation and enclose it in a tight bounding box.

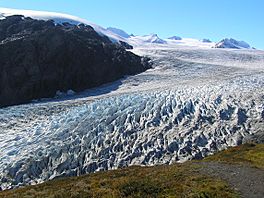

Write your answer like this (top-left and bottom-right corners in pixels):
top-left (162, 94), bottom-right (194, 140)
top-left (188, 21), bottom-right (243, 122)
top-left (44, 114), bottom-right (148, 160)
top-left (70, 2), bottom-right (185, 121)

top-left (3, 143), bottom-right (264, 198)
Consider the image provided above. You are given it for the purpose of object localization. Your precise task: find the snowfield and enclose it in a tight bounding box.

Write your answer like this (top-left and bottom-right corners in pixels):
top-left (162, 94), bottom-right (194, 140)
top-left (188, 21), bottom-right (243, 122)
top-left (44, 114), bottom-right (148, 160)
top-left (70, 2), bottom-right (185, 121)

top-left (0, 44), bottom-right (264, 189)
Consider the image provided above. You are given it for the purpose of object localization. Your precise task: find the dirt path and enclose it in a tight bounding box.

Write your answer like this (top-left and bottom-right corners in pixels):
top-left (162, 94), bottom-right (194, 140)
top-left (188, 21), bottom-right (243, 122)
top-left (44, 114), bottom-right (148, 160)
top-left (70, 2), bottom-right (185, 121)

top-left (198, 162), bottom-right (264, 198)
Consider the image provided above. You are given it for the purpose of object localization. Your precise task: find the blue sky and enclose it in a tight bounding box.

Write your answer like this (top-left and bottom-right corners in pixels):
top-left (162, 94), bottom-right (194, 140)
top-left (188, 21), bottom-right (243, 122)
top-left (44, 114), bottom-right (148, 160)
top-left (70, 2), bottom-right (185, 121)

top-left (0, 0), bottom-right (263, 49)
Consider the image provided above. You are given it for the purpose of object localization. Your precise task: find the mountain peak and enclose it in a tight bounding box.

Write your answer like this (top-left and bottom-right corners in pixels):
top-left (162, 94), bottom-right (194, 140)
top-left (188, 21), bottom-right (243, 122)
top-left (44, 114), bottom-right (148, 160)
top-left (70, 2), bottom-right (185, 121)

top-left (201, 38), bottom-right (212, 43)
top-left (168, 36), bottom-right (182, 40)
top-left (214, 38), bottom-right (251, 49)
top-left (144, 34), bottom-right (167, 44)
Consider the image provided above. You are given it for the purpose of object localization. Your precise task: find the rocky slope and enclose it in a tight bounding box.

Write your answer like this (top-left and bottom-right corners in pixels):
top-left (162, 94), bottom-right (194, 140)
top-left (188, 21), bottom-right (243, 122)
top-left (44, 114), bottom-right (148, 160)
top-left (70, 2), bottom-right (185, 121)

top-left (0, 15), bottom-right (150, 107)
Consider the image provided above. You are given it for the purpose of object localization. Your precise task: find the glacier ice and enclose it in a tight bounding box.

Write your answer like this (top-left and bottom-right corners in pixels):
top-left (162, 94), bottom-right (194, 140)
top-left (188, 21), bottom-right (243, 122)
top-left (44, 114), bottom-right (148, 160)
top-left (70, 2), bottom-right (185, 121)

top-left (0, 46), bottom-right (264, 190)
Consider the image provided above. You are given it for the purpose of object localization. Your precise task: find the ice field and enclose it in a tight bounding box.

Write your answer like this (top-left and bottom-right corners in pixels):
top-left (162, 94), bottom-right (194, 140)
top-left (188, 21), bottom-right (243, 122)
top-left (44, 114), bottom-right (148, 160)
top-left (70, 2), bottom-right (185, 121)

top-left (0, 45), bottom-right (264, 189)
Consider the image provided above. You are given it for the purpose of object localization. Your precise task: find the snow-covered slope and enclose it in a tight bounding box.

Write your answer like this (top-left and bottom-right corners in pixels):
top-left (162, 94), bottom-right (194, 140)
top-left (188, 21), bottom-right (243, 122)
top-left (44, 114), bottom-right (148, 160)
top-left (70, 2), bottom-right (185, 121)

top-left (214, 38), bottom-right (251, 49)
top-left (107, 27), bottom-right (131, 38)
top-left (128, 34), bottom-right (167, 46)
top-left (165, 38), bottom-right (215, 48)
top-left (0, 44), bottom-right (263, 190)
top-left (0, 7), bottom-right (125, 43)
top-left (129, 37), bottom-right (215, 48)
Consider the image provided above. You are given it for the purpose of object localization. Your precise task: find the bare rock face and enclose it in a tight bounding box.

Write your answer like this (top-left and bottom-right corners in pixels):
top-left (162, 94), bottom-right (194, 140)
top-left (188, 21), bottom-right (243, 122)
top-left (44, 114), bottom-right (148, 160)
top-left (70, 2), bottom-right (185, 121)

top-left (0, 15), bottom-right (150, 107)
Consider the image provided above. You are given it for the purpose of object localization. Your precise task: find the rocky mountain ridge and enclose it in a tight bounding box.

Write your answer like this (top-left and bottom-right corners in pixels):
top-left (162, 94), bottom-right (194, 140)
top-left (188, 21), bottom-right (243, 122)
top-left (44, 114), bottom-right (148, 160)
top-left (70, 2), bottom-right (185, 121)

top-left (0, 15), bottom-right (150, 107)
top-left (214, 38), bottom-right (251, 49)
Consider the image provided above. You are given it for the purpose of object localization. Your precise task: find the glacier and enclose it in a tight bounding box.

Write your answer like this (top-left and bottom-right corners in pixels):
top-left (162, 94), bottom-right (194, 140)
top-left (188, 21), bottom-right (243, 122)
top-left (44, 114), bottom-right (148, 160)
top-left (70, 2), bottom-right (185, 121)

top-left (0, 45), bottom-right (264, 190)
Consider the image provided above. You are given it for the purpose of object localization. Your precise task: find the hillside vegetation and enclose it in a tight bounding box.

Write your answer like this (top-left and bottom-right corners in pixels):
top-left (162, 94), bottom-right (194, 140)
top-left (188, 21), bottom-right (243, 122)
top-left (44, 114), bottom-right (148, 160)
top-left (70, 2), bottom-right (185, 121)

top-left (205, 143), bottom-right (264, 169)
top-left (4, 143), bottom-right (264, 198)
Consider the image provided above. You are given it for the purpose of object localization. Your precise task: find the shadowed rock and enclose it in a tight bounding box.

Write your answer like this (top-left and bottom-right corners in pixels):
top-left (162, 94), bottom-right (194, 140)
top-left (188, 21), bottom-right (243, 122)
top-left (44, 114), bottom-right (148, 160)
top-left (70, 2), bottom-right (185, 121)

top-left (0, 15), bottom-right (151, 107)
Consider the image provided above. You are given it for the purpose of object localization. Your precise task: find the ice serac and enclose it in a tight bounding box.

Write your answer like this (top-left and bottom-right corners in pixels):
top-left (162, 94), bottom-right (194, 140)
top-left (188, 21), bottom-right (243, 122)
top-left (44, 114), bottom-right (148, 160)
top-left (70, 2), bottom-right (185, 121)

top-left (214, 38), bottom-right (251, 49)
top-left (0, 15), bottom-right (150, 107)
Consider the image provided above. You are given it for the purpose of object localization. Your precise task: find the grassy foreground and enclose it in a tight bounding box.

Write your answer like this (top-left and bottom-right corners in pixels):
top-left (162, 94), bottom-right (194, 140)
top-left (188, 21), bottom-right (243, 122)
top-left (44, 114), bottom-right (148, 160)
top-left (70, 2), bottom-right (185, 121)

top-left (0, 164), bottom-right (237, 198)
top-left (204, 143), bottom-right (264, 169)
top-left (1, 143), bottom-right (263, 198)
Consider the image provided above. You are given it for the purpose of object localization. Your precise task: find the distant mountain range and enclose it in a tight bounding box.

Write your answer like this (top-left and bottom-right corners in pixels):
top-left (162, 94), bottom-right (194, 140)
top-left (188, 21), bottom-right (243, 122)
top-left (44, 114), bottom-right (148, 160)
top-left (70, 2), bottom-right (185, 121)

top-left (0, 8), bottom-right (254, 49)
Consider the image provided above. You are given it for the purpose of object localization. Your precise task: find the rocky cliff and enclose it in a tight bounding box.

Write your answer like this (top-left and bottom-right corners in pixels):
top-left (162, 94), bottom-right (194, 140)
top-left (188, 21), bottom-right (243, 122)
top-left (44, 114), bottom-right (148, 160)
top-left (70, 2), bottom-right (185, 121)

top-left (0, 15), bottom-right (150, 107)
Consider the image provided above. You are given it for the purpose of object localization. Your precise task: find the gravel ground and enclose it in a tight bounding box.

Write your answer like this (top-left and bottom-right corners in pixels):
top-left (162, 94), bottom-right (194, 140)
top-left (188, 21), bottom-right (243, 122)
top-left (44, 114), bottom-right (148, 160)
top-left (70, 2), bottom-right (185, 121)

top-left (198, 162), bottom-right (264, 198)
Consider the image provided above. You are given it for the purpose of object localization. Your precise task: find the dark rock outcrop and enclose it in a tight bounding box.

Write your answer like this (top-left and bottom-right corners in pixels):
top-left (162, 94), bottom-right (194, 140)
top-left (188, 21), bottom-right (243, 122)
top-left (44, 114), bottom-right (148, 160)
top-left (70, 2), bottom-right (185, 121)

top-left (0, 15), bottom-right (151, 107)
top-left (119, 41), bottom-right (133, 49)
